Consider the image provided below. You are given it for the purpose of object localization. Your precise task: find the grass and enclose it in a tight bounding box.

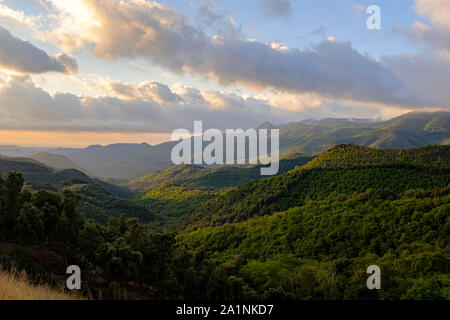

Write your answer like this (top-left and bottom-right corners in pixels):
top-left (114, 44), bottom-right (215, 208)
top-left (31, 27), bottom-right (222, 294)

top-left (0, 269), bottom-right (78, 300)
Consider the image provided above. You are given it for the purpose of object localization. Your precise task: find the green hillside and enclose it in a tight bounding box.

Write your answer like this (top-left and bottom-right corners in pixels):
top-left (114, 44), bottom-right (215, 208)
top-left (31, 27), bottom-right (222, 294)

top-left (279, 112), bottom-right (450, 154)
top-left (302, 144), bottom-right (449, 170)
top-left (127, 154), bottom-right (315, 193)
top-left (137, 183), bottom-right (217, 231)
top-left (187, 144), bottom-right (450, 228)
top-left (178, 186), bottom-right (450, 299)
top-left (130, 154), bottom-right (315, 231)
top-left (1, 143), bottom-right (449, 300)
top-left (0, 157), bottom-right (153, 224)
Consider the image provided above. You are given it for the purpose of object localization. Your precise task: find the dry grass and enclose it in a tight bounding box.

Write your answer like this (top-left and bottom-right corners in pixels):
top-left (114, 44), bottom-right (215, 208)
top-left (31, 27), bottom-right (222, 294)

top-left (0, 269), bottom-right (78, 300)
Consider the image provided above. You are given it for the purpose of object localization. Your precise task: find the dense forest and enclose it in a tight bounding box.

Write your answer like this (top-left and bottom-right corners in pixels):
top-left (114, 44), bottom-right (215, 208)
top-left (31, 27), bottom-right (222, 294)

top-left (0, 144), bottom-right (449, 300)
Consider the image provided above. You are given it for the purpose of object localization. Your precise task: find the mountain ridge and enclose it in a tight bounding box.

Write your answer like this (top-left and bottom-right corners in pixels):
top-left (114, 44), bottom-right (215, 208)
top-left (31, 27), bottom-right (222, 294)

top-left (1, 112), bottom-right (449, 180)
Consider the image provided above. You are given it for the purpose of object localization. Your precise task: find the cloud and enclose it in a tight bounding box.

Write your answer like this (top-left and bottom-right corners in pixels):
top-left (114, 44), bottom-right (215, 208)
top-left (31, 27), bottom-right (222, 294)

top-left (381, 53), bottom-right (450, 107)
top-left (0, 26), bottom-right (78, 74)
top-left (2, 0), bottom-right (449, 112)
top-left (195, 0), bottom-right (239, 36)
top-left (107, 80), bottom-right (183, 104)
top-left (0, 74), bottom-right (403, 133)
top-left (38, 0), bottom-right (418, 107)
top-left (0, 1), bottom-right (36, 27)
top-left (400, 0), bottom-right (450, 52)
top-left (0, 74), bottom-right (283, 132)
top-left (259, 0), bottom-right (292, 18)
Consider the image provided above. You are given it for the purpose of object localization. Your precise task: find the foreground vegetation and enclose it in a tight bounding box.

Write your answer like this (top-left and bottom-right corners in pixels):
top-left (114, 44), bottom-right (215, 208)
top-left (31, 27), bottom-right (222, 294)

top-left (0, 269), bottom-right (77, 300)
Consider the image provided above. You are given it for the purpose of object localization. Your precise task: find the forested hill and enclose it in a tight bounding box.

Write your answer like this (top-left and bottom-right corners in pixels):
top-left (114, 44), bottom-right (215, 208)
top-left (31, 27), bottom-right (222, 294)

top-left (178, 185), bottom-right (450, 299)
top-left (127, 154), bottom-right (315, 193)
top-left (302, 144), bottom-right (449, 171)
top-left (29, 152), bottom-right (88, 173)
top-left (0, 156), bottom-right (153, 224)
top-left (188, 144), bottom-right (450, 228)
top-left (279, 111), bottom-right (450, 154)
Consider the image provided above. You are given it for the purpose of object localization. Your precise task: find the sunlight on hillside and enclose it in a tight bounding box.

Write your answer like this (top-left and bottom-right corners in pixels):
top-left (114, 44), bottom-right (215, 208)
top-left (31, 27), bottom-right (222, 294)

top-left (0, 269), bottom-right (77, 300)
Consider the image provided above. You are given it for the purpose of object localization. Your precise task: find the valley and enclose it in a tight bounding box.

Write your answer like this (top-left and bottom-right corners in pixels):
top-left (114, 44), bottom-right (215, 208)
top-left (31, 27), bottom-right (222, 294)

top-left (0, 115), bottom-right (450, 300)
top-left (0, 112), bottom-right (449, 300)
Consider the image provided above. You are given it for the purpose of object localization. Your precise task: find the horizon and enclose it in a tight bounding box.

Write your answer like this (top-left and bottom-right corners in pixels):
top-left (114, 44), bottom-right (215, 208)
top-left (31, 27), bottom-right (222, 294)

top-left (0, 111), bottom-right (444, 149)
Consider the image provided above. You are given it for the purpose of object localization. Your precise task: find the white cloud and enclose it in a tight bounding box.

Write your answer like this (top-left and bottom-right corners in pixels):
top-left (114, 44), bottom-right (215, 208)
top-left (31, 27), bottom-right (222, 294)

top-left (0, 1), bottom-right (37, 27)
top-left (400, 0), bottom-right (450, 52)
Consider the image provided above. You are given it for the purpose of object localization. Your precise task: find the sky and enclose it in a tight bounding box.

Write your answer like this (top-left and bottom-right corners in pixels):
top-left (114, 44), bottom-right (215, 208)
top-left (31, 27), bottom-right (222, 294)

top-left (0, 0), bottom-right (449, 147)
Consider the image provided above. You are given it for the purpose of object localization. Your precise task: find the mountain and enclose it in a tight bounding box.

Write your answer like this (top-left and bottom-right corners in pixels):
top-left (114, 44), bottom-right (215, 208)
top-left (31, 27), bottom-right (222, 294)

top-left (2, 144), bottom-right (449, 300)
top-left (257, 121), bottom-right (280, 130)
top-left (1, 112), bottom-right (448, 180)
top-left (127, 154), bottom-right (314, 231)
top-left (279, 112), bottom-right (450, 154)
top-left (91, 112), bottom-right (450, 179)
top-left (178, 184), bottom-right (450, 299)
top-left (0, 145), bottom-right (81, 157)
top-left (28, 152), bottom-right (88, 172)
top-left (127, 154), bottom-right (315, 193)
top-left (185, 144), bottom-right (450, 229)
top-left (64, 142), bottom-right (176, 180)
top-left (0, 156), bottom-right (153, 224)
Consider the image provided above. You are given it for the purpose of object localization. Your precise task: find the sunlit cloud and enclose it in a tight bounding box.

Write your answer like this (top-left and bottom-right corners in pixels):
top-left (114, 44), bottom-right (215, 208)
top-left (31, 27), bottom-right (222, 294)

top-left (25, 0), bottom-right (448, 110)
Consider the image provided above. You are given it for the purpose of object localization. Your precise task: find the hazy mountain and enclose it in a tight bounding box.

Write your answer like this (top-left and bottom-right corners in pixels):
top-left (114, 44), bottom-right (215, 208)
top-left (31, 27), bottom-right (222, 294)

top-left (0, 146), bottom-right (81, 157)
top-left (29, 152), bottom-right (88, 172)
top-left (64, 142), bottom-right (176, 180)
top-left (256, 121), bottom-right (280, 130)
top-left (1, 112), bottom-right (448, 180)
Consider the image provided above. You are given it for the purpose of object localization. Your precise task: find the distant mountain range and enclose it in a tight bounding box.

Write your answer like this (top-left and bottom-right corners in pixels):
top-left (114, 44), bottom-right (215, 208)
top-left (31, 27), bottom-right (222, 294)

top-left (28, 152), bottom-right (89, 173)
top-left (278, 111), bottom-right (449, 153)
top-left (0, 112), bottom-right (448, 180)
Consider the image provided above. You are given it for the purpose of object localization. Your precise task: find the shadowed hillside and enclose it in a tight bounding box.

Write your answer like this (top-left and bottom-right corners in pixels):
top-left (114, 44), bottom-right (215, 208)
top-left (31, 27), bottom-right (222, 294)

top-left (29, 153), bottom-right (88, 173)
top-left (0, 156), bottom-right (153, 225)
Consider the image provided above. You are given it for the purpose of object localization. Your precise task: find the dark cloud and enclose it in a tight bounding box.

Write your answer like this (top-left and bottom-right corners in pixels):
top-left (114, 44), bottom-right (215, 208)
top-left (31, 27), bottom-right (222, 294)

top-left (0, 26), bottom-right (78, 74)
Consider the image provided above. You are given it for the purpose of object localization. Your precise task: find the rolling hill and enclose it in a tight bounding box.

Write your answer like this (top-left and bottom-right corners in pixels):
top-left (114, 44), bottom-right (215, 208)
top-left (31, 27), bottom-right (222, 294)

top-left (127, 154), bottom-right (315, 193)
top-left (29, 152), bottom-right (88, 172)
top-left (279, 112), bottom-right (450, 154)
top-left (129, 154), bottom-right (315, 231)
top-left (63, 142), bottom-right (176, 180)
top-left (185, 144), bottom-right (450, 229)
top-left (177, 185), bottom-right (450, 299)
top-left (0, 156), bottom-right (153, 224)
